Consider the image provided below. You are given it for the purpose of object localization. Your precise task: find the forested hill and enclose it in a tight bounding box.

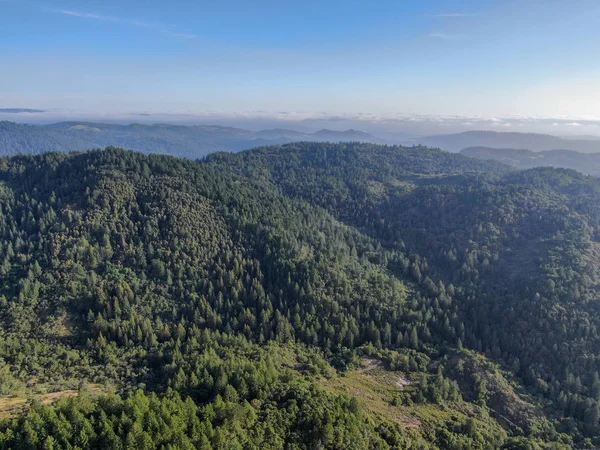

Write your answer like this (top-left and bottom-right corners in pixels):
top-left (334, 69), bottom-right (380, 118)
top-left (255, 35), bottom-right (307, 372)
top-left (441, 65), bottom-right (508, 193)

top-left (418, 130), bottom-right (600, 153)
top-left (0, 144), bottom-right (598, 448)
top-left (0, 120), bottom-right (381, 158)
top-left (207, 142), bottom-right (600, 446)
top-left (461, 146), bottom-right (600, 176)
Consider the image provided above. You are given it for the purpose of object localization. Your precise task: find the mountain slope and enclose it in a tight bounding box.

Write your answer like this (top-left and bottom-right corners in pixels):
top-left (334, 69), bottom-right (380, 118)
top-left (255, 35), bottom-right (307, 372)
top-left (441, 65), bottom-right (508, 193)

top-left (207, 141), bottom-right (600, 446)
top-left (0, 121), bottom-right (381, 159)
top-left (462, 146), bottom-right (600, 176)
top-left (0, 147), bottom-right (548, 449)
top-left (1, 143), bottom-right (599, 447)
top-left (419, 130), bottom-right (600, 153)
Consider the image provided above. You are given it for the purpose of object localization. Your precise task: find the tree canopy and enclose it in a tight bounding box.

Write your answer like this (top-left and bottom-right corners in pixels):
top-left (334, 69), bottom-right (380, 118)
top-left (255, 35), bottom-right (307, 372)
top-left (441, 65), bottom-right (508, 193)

top-left (0, 143), bottom-right (598, 448)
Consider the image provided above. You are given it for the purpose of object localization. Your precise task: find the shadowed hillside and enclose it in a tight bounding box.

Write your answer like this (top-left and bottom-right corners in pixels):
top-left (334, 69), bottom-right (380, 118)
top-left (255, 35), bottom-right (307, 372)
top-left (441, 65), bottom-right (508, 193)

top-left (0, 144), bottom-right (599, 448)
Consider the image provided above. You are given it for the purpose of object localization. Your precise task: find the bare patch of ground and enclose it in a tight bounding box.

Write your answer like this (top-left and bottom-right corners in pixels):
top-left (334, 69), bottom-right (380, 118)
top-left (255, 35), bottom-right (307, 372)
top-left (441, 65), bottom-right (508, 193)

top-left (358, 358), bottom-right (383, 373)
top-left (396, 376), bottom-right (412, 390)
top-left (0, 384), bottom-right (105, 418)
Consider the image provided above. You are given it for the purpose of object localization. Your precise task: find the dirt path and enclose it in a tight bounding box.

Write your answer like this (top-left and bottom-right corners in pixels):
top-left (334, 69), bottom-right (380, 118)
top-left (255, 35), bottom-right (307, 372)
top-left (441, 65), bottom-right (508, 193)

top-left (0, 384), bottom-right (105, 418)
top-left (358, 358), bottom-right (383, 373)
top-left (396, 376), bottom-right (412, 390)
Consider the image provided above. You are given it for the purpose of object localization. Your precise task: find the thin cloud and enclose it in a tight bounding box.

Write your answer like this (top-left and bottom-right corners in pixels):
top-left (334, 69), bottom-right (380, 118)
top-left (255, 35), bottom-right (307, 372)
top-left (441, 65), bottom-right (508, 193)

top-left (60, 10), bottom-right (119, 22)
top-left (168, 33), bottom-right (196, 40)
top-left (57, 9), bottom-right (196, 39)
top-left (435, 13), bottom-right (478, 17)
top-left (429, 32), bottom-right (460, 40)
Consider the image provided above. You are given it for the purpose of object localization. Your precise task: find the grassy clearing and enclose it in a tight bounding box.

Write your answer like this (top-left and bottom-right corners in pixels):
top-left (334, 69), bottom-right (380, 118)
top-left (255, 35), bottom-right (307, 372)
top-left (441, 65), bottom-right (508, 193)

top-left (321, 358), bottom-right (491, 432)
top-left (0, 383), bottom-right (106, 419)
top-left (322, 359), bottom-right (422, 429)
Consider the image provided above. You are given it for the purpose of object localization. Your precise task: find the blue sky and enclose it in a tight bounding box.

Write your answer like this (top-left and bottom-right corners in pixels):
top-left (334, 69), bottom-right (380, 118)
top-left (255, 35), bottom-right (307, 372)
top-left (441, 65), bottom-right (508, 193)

top-left (1, 0), bottom-right (600, 120)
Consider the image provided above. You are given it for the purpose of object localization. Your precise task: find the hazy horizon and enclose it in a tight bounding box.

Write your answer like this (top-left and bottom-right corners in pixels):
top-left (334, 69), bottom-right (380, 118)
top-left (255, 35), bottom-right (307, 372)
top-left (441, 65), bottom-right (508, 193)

top-left (3, 109), bottom-right (600, 138)
top-left (2, 0), bottom-right (600, 137)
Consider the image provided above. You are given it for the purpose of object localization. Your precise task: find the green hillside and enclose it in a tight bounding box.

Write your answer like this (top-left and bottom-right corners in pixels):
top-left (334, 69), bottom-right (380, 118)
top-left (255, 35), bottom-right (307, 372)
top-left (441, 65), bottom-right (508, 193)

top-left (461, 146), bottom-right (600, 176)
top-left (0, 144), bottom-right (597, 448)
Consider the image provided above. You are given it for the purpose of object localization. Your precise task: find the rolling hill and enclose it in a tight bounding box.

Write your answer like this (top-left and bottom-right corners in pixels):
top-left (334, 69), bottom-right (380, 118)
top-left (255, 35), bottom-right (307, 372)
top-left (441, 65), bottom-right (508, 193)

top-left (0, 121), bottom-right (381, 158)
top-left (461, 146), bottom-right (600, 176)
top-left (418, 130), bottom-right (600, 153)
top-left (1, 143), bottom-right (600, 448)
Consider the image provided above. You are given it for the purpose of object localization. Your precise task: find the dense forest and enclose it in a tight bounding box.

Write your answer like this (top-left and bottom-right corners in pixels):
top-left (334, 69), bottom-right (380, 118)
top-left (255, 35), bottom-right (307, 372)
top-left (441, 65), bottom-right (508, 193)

top-left (461, 147), bottom-right (600, 176)
top-left (0, 143), bottom-right (599, 448)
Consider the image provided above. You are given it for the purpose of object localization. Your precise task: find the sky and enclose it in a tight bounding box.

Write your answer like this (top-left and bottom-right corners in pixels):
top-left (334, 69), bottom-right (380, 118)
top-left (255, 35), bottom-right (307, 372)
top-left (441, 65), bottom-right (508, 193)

top-left (1, 0), bottom-right (600, 133)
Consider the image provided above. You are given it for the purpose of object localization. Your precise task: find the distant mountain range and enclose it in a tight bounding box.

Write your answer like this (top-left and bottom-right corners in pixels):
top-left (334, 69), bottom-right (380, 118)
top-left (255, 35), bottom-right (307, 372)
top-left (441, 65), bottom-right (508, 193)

top-left (0, 108), bottom-right (46, 114)
top-left (0, 121), bottom-right (380, 158)
top-left (461, 146), bottom-right (600, 176)
top-left (417, 130), bottom-right (600, 153)
top-left (5, 123), bottom-right (600, 177)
